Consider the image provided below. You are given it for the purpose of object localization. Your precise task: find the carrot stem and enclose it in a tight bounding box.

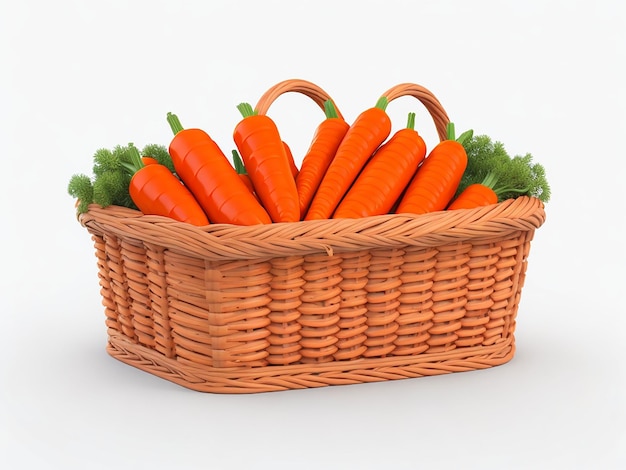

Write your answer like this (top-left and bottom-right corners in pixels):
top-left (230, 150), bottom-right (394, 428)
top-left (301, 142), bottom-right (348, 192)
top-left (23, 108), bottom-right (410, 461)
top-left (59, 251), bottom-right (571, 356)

top-left (167, 112), bottom-right (184, 135)
top-left (446, 121), bottom-right (472, 144)
top-left (456, 129), bottom-right (473, 145)
top-left (407, 112), bottom-right (416, 130)
top-left (492, 183), bottom-right (530, 195)
top-left (237, 102), bottom-right (257, 118)
top-left (232, 150), bottom-right (248, 175)
top-left (120, 143), bottom-right (145, 175)
top-left (481, 171), bottom-right (499, 189)
top-left (481, 171), bottom-right (528, 197)
top-left (446, 122), bottom-right (456, 141)
top-left (375, 96), bottom-right (389, 111)
top-left (324, 100), bottom-right (339, 119)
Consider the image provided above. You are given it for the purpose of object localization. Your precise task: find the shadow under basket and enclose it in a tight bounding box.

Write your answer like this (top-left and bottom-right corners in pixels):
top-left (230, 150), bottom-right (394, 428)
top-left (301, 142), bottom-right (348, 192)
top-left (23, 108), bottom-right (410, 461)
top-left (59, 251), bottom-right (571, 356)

top-left (78, 196), bottom-right (546, 393)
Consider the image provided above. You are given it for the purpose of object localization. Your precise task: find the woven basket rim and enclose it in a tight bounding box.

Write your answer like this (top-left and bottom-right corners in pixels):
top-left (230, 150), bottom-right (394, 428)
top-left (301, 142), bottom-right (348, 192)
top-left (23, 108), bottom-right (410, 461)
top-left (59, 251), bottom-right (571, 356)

top-left (79, 196), bottom-right (545, 260)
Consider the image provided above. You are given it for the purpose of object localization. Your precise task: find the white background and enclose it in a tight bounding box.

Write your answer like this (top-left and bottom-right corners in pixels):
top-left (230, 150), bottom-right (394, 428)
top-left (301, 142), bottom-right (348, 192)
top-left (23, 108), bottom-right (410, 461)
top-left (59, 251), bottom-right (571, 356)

top-left (2, 1), bottom-right (625, 469)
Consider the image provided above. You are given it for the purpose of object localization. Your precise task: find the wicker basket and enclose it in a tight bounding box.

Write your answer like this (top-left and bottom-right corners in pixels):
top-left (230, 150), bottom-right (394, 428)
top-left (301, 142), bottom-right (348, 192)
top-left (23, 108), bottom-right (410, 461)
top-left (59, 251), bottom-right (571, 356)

top-left (77, 79), bottom-right (546, 393)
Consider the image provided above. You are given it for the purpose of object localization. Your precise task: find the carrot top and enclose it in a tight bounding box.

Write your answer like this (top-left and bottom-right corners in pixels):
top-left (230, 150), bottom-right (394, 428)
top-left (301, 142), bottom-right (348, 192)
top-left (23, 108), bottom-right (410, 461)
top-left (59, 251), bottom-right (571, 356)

top-left (68, 144), bottom-right (134, 212)
top-left (67, 142), bottom-right (175, 213)
top-left (237, 102), bottom-right (257, 118)
top-left (446, 122), bottom-right (473, 144)
top-left (406, 111), bottom-right (416, 131)
top-left (232, 149), bottom-right (248, 175)
top-left (119, 142), bottom-right (146, 174)
top-left (324, 99), bottom-right (340, 119)
top-left (166, 112), bottom-right (185, 135)
top-left (67, 174), bottom-right (94, 214)
top-left (141, 143), bottom-right (175, 173)
top-left (457, 134), bottom-right (551, 202)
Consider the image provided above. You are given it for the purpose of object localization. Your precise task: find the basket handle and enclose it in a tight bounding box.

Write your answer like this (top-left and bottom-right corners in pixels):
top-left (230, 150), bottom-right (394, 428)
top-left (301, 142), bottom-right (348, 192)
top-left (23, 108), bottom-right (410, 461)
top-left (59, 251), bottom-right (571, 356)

top-left (254, 78), bottom-right (345, 120)
top-left (380, 83), bottom-right (451, 142)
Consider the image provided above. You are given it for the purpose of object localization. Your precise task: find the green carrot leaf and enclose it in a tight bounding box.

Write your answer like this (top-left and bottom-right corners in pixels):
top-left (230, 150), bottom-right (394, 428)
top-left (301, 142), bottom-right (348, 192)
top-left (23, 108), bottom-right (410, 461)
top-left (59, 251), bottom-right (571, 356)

top-left (70, 141), bottom-right (176, 212)
top-left (92, 148), bottom-right (120, 176)
top-left (456, 129), bottom-right (473, 145)
top-left (142, 143), bottom-right (175, 173)
top-left (119, 142), bottom-right (145, 175)
top-left (67, 174), bottom-right (94, 214)
top-left (92, 171), bottom-right (133, 208)
top-left (458, 134), bottom-right (551, 203)
top-left (446, 122), bottom-right (473, 144)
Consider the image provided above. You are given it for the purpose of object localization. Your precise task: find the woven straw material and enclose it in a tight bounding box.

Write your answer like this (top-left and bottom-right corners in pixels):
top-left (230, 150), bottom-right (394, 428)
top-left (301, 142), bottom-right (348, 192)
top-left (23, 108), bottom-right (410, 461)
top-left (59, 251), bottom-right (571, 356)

top-left (80, 196), bottom-right (545, 393)
top-left (76, 79), bottom-right (546, 393)
top-left (254, 78), bottom-right (345, 119)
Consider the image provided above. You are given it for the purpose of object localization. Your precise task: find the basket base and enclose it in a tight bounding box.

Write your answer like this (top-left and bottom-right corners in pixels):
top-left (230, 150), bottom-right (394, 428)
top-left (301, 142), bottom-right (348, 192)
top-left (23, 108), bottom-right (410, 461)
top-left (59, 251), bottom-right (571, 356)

top-left (106, 334), bottom-right (516, 394)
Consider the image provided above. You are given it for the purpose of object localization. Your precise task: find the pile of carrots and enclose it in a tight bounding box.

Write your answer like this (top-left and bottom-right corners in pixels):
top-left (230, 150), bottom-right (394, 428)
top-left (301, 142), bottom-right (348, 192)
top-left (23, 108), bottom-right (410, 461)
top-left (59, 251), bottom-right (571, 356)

top-left (68, 86), bottom-right (549, 227)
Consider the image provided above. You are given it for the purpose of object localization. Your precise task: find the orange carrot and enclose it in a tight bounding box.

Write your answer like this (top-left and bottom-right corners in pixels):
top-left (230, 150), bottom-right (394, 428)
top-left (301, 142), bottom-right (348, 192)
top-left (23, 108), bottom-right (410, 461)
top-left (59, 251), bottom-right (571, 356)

top-left (121, 143), bottom-right (209, 226)
top-left (166, 112), bottom-right (271, 225)
top-left (282, 141), bottom-right (299, 179)
top-left (447, 181), bottom-right (498, 210)
top-left (233, 102), bottom-right (300, 223)
top-left (395, 122), bottom-right (472, 215)
top-left (141, 156), bottom-right (159, 165)
top-left (304, 97), bottom-right (392, 220)
top-left (296, 99), bottom-right (349, 219)
top-left (448, 157), bottom-right (548, 210)
top-left (333, 112), bottom-right (426, 218)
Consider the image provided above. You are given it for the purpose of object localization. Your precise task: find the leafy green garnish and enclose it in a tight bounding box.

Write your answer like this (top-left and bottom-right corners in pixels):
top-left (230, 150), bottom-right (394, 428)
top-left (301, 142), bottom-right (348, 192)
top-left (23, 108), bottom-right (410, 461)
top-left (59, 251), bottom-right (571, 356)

top-left (92, 167), bottom-right (134, 209)
top-left (67, 174), bottom-right (94, 214)
top-left (68, 142), bottom-right (174, 214)
top-left (141, 143), bottom-right (175, 173)
top-left (458, 134), bottom-right (551, 203)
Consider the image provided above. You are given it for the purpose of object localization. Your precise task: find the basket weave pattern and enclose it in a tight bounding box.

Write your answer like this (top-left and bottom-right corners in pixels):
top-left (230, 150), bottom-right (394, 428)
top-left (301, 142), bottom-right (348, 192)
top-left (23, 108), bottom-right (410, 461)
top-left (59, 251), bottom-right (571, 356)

top-left (78, 80), bottom-right (546, 393)
top-left (82, 196), bottom-right (544, 393)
